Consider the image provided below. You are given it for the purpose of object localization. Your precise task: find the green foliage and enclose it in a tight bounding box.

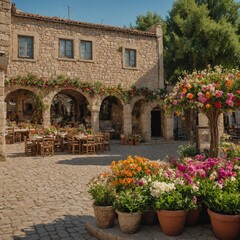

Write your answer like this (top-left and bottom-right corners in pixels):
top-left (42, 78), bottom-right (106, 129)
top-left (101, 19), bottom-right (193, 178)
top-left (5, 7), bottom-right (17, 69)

top-left (155, 190), bottom-right (195, 211)
top-left (88, 174), bottom-right (115, 206)
top-left (164, 0), bottom-right (240, 84)
top-left (130, 11), bottom-right (165, 31)
top-left (113, 188), bottom-right (146, 213)
top-left (178, 144), bottom-right (197, 157)
top-left (206, 190), bottom-right (240, 215)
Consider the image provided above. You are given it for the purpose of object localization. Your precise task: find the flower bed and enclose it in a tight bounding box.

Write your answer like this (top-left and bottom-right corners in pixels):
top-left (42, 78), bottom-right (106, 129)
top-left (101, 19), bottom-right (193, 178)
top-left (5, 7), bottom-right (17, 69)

top-left (88, 155), bottom-right (240, 236)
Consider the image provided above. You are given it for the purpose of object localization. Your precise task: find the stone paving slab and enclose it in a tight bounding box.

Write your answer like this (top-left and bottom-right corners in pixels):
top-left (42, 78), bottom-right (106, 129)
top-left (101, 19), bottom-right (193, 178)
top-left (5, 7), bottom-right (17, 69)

top-left (86, 218), bottom-right (217, 240)
top-left (0, 141), bottom-right (218, 239)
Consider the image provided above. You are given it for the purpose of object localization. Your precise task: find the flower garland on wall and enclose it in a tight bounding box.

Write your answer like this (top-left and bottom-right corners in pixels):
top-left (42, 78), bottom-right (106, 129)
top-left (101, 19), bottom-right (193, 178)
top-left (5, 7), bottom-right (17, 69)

top-left (5, 74), bottom-right (166, 103)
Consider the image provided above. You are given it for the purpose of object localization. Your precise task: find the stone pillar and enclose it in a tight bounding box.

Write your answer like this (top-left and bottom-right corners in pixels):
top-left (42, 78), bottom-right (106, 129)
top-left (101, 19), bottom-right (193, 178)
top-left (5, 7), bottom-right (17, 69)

top-left (0, 0), bottom-right (11, 160)
top-left (0, 70), bottom-right (6, 160)
top-left (123, 104), bottom-right (132, 135)
top-left (91, 110), bottom-right (99, 132)
top-left (198, 113), bottom-right (208, 127)
top-left (43, 103), bottom-right (51, 128)
top-left (142, 106), bottom-right (151, 142)
top-left (163, 111), bottom-right (174, 140)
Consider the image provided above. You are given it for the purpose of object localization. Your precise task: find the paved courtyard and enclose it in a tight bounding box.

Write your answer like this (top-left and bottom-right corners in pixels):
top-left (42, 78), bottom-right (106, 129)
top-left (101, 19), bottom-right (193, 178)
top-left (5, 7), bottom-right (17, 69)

top-left (0, 141), bottom-right (217, 240)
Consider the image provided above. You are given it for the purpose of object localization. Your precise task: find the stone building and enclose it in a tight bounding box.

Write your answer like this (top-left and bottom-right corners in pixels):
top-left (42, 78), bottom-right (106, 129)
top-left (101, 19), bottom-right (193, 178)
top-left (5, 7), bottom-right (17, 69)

top-left (0, 0), bottom-right (174, 157)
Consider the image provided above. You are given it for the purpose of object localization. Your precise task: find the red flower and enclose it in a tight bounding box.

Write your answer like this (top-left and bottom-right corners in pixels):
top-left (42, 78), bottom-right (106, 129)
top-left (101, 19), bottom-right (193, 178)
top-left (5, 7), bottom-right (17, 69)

top-left (215, 102), bottom-right (221, 108)
top-left (236, 90), bottom-right (240, 94)
top-left (199, 74), bottom-right (203, 78)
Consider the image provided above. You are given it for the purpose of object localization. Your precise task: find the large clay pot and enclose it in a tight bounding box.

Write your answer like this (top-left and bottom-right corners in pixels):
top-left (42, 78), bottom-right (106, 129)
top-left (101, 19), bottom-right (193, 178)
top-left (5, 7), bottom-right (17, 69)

top-left (157, 210), bottom-right (187, 236)
top-left (116, 210), bottom-right (141, 234)
top-left (93, 205), bottom-right (115, 229)
top-left (208, 208), bottom-right (240, 240)
top-left (141, 210), bottom-right (158, 225)
top-left (120, 134), bottom-right (125, 145)
top-left (186, 208), bottom-right (201, 227)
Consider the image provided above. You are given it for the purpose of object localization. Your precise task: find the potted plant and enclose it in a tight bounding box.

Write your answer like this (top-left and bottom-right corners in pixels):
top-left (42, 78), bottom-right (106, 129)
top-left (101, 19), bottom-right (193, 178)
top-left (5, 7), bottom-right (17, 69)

top-left (140, 178), bottom-right (158, 226)
top-left (151, 180), bottom-right (196, 236)
top-left (126, 135), bottom-right (134, 145)
top-left (133, 135), bottom-right (141, 146)
top-left (87, 173), bottom-right (116, 229)
top-left (113, 187), bottom-right (145, 234)
top-left (205, 177), bottom-right (240, 240)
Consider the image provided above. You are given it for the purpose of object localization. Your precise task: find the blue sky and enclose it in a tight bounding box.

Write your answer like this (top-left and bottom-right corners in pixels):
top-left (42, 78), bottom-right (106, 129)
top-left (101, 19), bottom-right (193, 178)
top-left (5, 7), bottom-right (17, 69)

top-left (12, 0), bottom-right (174, 27)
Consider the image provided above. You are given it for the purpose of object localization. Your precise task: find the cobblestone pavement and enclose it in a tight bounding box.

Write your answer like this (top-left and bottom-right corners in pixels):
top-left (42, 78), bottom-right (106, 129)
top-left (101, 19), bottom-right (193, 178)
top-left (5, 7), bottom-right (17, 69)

top-left (0, 141), bottom-right (216, 240)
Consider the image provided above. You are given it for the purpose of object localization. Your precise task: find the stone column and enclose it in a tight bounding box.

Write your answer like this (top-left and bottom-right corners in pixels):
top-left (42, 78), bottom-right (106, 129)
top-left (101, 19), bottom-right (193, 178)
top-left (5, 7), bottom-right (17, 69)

top-left (42, 103), bottom-right (51, 128)
top-left (123, 104), bottom-right (132, 135)
top-left (0, 70), bottom-right (6, 160)
top-left (91, 110), bottom-right (100, 132)
top-left (163, 111), bottom-right (174, 140)
top-left (142, 106), bottom-right (151, 142)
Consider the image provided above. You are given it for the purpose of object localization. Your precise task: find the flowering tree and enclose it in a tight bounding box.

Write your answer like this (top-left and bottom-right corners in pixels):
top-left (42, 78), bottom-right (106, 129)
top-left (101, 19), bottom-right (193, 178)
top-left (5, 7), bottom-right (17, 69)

top-left (165, 66), bottom-right (240, 157)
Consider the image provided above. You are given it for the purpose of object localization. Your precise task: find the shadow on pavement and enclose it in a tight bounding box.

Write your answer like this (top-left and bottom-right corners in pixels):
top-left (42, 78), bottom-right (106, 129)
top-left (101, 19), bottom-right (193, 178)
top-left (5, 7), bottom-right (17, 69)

top-left (13, 215), bottom-right (95, 240)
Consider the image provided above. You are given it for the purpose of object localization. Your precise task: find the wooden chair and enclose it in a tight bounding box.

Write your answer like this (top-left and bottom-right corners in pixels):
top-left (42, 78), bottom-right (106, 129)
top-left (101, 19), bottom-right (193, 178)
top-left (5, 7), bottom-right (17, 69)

top-left (24, 136), bottom-right (36, 156)
top-left (54, 135), bottom-right (64, 152)
top-left (5, 127), bottom-right (15, 144)
top-left (82, 135), bottom-right (96, 155)
top-left (95, 134), bottom-right (105, 153)
top-left (104, 132), bottom-right (111, 151)
top-left (68, 136), bottom-right (80, 154)
top-left (40, 137), bottom-right (54, 157)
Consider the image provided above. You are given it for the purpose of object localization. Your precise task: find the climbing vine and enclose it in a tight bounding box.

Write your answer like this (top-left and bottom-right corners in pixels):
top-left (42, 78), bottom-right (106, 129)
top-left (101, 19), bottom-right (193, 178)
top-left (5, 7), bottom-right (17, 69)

top-left (5, 74), bottom-right (166, 103)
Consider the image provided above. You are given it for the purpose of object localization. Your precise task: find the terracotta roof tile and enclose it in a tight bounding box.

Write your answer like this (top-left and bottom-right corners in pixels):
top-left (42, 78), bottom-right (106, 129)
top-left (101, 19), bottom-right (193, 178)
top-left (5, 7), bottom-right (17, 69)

top-left (12, 11), bottom-right (157, 38)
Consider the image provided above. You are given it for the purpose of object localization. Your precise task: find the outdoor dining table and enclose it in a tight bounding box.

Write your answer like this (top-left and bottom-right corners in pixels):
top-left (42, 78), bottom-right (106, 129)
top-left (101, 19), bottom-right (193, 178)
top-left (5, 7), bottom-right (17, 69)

top-left (74, 134), bottom-right (88, 152)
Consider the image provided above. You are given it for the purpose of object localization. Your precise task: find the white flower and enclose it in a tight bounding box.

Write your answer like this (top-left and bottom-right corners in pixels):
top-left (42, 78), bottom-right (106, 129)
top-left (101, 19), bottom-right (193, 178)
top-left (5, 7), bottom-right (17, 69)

top-left (230, 176), bottom-right (236, 182)
top-left (192, 185), bottom-right (199, 192)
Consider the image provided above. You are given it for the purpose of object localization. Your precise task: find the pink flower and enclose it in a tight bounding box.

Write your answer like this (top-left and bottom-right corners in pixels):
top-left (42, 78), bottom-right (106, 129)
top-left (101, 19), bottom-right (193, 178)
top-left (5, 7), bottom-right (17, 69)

top-left (227, 93), bottom-right (234, 100)
top-left (226, 99), bottom-right (234, 107)
top-left (173, 100), bottom-right (178, 105)
top-left (215, 90), bottom-right (223, 98)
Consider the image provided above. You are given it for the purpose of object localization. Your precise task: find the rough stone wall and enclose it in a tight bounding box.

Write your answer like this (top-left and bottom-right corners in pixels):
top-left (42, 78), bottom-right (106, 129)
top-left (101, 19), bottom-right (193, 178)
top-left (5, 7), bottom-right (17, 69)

top-left (0, 0), bottom-right (11, 159)
top-left (9, 16), bottom-right (160, 90)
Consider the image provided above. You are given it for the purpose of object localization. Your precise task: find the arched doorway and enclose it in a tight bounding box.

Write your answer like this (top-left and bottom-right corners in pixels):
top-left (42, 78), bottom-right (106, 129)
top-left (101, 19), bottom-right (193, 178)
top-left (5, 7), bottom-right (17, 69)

top-left (5, 89), bottom-right (43, 124)
top-left (151, 107), bottom-right (162, 138)
top-left (51, 90), bottom-right (90, 127)
top-left (132, 99), bottom-right (144, 135)
top-left (99, 96), bottom-right (123, 139)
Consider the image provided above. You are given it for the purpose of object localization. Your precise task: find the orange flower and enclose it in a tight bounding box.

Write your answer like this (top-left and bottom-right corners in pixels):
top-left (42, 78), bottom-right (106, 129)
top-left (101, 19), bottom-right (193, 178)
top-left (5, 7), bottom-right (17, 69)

top-left (182, 88), bottom-right (187, 93)
top-left (226, 80), bottom-right (232, 87)
top-left (187, 93), bottom-right (193, 99)
top-left (205, 91), bottom-right (211, 99)
top-left (206, 103), bottom-right (211, 109)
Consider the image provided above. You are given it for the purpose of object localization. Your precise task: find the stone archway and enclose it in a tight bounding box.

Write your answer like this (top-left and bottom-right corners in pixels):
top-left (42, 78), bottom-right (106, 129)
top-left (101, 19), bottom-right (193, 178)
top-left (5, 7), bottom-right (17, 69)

top-left (50, 89), bottom-right (91, 127)
top-left (99, 96), bottom-right (123, 139)
top-left (5, 88), bottom-right (43, 124)
top-left (132, 99), bottom-right (145, 135)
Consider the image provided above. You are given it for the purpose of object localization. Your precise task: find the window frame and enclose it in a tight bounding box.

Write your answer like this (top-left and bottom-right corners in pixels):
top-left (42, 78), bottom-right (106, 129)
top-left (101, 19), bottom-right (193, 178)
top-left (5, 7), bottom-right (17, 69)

top-left (18, 35), bottom-right (34, 59)
top-left (122, 46), bottom-right (138, 69)
top-left (125, 48), bottom-right (137, 68)
top-left (80, 40), bottom-right (93, 60)
top-left (59, 38), bottom-right (74, 59)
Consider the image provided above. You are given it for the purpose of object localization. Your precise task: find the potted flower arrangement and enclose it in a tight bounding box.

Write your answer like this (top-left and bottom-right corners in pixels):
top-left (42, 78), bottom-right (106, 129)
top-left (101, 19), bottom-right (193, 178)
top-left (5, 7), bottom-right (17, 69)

top-left (203, 160), bottom-right (240, 240)
top-left (87, 173), bottom-right (116, 229)
top-left (126, 135), bottom-right (134, 145)
top-left (150, 178), bottom-right (197, 236)
top-left (133, 135), bottom-right (142, 146)
top-left (113, 187), bottom-right (145, 234)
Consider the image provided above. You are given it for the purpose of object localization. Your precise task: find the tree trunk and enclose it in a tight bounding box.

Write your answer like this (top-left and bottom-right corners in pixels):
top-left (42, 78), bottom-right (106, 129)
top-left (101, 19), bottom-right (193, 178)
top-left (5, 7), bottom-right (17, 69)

top-left (206, 109), bottom-right (220, 158)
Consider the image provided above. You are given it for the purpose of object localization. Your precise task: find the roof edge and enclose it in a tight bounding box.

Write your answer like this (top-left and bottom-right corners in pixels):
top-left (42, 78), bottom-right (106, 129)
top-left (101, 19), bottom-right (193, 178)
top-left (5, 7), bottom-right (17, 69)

top-left (12, 10), bottom-right (157, 38)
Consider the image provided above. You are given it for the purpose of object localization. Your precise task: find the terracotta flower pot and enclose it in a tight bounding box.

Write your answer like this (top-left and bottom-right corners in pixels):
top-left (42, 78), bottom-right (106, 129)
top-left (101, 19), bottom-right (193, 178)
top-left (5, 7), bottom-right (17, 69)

top-left (93, 205), bottom-right (115, 229)
top-left (157, 210), bottom-right (187, 236)
top-left (116, 210), bottom-right (141, 234)
top-left (186, 208), bottom-right (201, 227)
top-left (141, 210), bottom-right (158, 226)
top-left (208, 208), bottom-right (240, 240)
